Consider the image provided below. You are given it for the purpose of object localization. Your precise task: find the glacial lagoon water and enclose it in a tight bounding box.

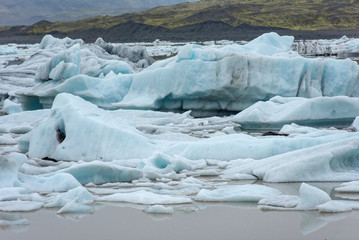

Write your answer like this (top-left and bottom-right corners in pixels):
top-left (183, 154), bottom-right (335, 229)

top-left (0, 182), bottom-right (358, 240)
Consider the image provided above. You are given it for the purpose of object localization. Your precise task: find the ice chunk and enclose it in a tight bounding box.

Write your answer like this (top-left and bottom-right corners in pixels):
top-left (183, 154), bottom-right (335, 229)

top-left (3, 99), bottom-right (21, 114)
top-left (0, 45), bottom-right (21, 55)
top-left (351, 116), bottom-right (359, 131)
top-left (0, 200), bottom-right (43, 212)
top-left (335, 181), bottom-right (359, 193)
top-left (138, 152), bottom-right (193, 173)
top-left (221, 32), bottom-right (295, 56)
top-left (57, 197), bottom-right (94, 214)
top-left (39, 35), bottom-right (84, 49)
top-left (97, 190), bottom-right (192, 205)
top-left (195, 184), bottom-right (281, 202)
top-left (259, 183), bottom-right (331, 211)
top-left (0, 187), bottom-right (43, 202)
top-left (23, 93), bottom-right (154, 161)
top-left (0, 153), bottom-right (26, 188)
top-left (144, 205), bottom-right (174, 214)
top-left (95, 37), bottom-right (154, 67)
top-left (229, 136), bottom-right (359, 182)
top-left (20, 173), bottom-right (81, 193)
top-left (35, 44), bottom-right (81, 82)
top-left (45, 186), bottom-right (95, 208)
top-left (20, 33), bottom-right (359, 112)
top-left (258, 195), bottom-right (300, 208)
top-left (294, 183), bottom-right (331, 210)
top-left (233, 96), bottom-right (359, 129)
top-left (57, 161), bottom-right (143, 185)
top-left (317, 201), bottom-right (352, 213)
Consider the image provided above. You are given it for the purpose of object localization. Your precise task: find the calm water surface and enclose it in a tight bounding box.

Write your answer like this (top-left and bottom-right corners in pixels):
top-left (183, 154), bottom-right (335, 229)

top-left (1, 202), bottom-right (358, 240)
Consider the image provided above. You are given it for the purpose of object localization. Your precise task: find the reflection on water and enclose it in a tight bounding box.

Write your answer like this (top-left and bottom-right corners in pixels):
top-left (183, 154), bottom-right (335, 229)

top-left (1, 199), bottom-right (359, 240)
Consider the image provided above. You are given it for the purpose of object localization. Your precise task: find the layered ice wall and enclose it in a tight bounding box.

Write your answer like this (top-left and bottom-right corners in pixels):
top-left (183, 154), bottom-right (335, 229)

top-left (17, 33), bottom-right (359, 113)
top-left (20, 93), bottom-right (359, 167)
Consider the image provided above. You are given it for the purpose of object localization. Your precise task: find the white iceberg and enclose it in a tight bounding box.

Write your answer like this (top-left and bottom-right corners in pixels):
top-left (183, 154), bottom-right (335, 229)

top-left (224, 135), bottom-right (359, 182)
top-left (144, 205), bottom-right (174, 214)
top-left (317, 201), bottom-right (352, 213)
top-left (45, 186), bottom-right (96, 208)
top-left (56, 161), bottom-right (143, 185)
top-left (0, 200), bottom-right (44, 212)
top-left (21, 93), bottom-right (154, 161)
top-left (335, 181), bottom-right (359, 193)
top-left (259, 183), bottom-right (331, 211)
top-left (0, 153), bottom-right (26, 188)
top-left (56, 197), bottom-right (94, 214)
top-left (97, 190), bottom-right (192, 205)
top-left (16, 32), bottom-right (359, 112)
top-left (233, 96), bottom-right (359, 129)
top-left (195, 184), bottom-right (281, 202)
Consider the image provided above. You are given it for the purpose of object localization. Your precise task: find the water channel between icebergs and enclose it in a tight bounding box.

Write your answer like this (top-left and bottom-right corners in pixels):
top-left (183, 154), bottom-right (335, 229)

top-left (0, 181), bottom-right (359, 240)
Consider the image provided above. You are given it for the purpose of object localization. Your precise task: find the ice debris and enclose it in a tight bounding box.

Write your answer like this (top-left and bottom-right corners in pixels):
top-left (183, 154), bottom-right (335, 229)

top-left (259, 183), bottom-right (331, 211)
top-left (195, 184), bottom-right (281, 202)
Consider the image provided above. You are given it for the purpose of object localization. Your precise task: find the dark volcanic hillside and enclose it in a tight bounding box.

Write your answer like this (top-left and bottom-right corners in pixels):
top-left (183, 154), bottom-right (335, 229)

top-left (1, 0), bottom-right (359, 43)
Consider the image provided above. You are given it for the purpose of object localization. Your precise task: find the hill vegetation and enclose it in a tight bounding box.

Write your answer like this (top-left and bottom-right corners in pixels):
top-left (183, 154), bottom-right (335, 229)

top-left (1, 0), bottom-right (359, 43)
top-left (18, 0), bottom-right (359, 35)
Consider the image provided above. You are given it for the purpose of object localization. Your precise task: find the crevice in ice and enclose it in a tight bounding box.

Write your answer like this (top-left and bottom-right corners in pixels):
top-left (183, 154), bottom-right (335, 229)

top-left (56, 128), bottom-right (66, 143)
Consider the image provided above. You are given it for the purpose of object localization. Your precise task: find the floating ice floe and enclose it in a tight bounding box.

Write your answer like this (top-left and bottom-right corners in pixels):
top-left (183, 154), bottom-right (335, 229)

top-left (259, 183), bottom-right (331, 211)
top-left (223, 135), bottom-right (359, 182)
top-left (0, 200), bottom-right (44, 212)
top-left (20, 93), bottom-right (359, 165)
top-left (292, 35), bottom-right (359, 58)
top-left (0, 46), bottom-right (21, 56)
top-left (95, 37), bottom-right (155, 68)
top-left (56, 161), bottom-right (143, 185)
top-left (2, 99), bottom-right (21, 115)
top-left (97, 190), bottom-right (192, 205)
top-left (39, 35), bottom-right (84, 50)
top-left (144, 205), bottom-right (174, 214)
top-left (335, 181), bottom-right (359, 193)
top-left (233, 96), bottom-right (359, 129)
top-left (195, 184), bottom-right (281, 202)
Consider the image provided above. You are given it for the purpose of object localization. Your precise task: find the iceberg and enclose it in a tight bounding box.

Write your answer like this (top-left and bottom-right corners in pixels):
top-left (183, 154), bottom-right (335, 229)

top-left (0, 153), bottom-right (26, 188)
top-left (97, 190), bottom-right (192, 205)
top-left (233, 96), bottom-right (359, 129)
top-left (2, 32), bottom-right (359, 222)
top-left (144, 205), bottom-right (174, 214)
top-left (20, 93), bottom-right (154, 161)
top-left (0, 45), bottom-right (21, 56)
top-left (195, 184), bottom-right (281, 202)
top-left (16, 32), bottom-right (359, 112)
top-left (56, 161), bottom-right (143, 185)
top-left (259, 183), bottom-right (331, 211)
top-left (335, 181), bottom-right (359, 193)
top-left (317, 201), bottom-right (352, 213)
top-left (39, 35), bottom-right (84, 50)
top-left (34, 44), bottom-right (133, 83)
top-left (22, 93), bottom-right (359, 164)
top-left (45, 186), bottom-right (96, 208)
top-left (223, 136), bottom-right (359, 182)
top-left (56, 197), bottom-right (94, 214)
top-left (95, 38), bottom-right (155, 68)
top-left (0, 200), bottom-right (44, 212)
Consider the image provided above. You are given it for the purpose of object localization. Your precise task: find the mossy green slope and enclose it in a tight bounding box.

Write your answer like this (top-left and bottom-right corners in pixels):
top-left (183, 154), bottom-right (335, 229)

top-left (21, 0), bottom-right (359, 34)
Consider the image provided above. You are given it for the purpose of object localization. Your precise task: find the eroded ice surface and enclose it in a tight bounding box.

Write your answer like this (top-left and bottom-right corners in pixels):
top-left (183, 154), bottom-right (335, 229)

top-left (0, 33), bottom-right (359, 231)
top-left (13, 32), bottom-right (359, 113)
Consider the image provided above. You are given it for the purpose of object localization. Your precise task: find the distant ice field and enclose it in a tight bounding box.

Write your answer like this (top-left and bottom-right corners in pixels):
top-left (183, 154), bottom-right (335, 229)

top-left (1, 33), bottom-right (359, 238)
